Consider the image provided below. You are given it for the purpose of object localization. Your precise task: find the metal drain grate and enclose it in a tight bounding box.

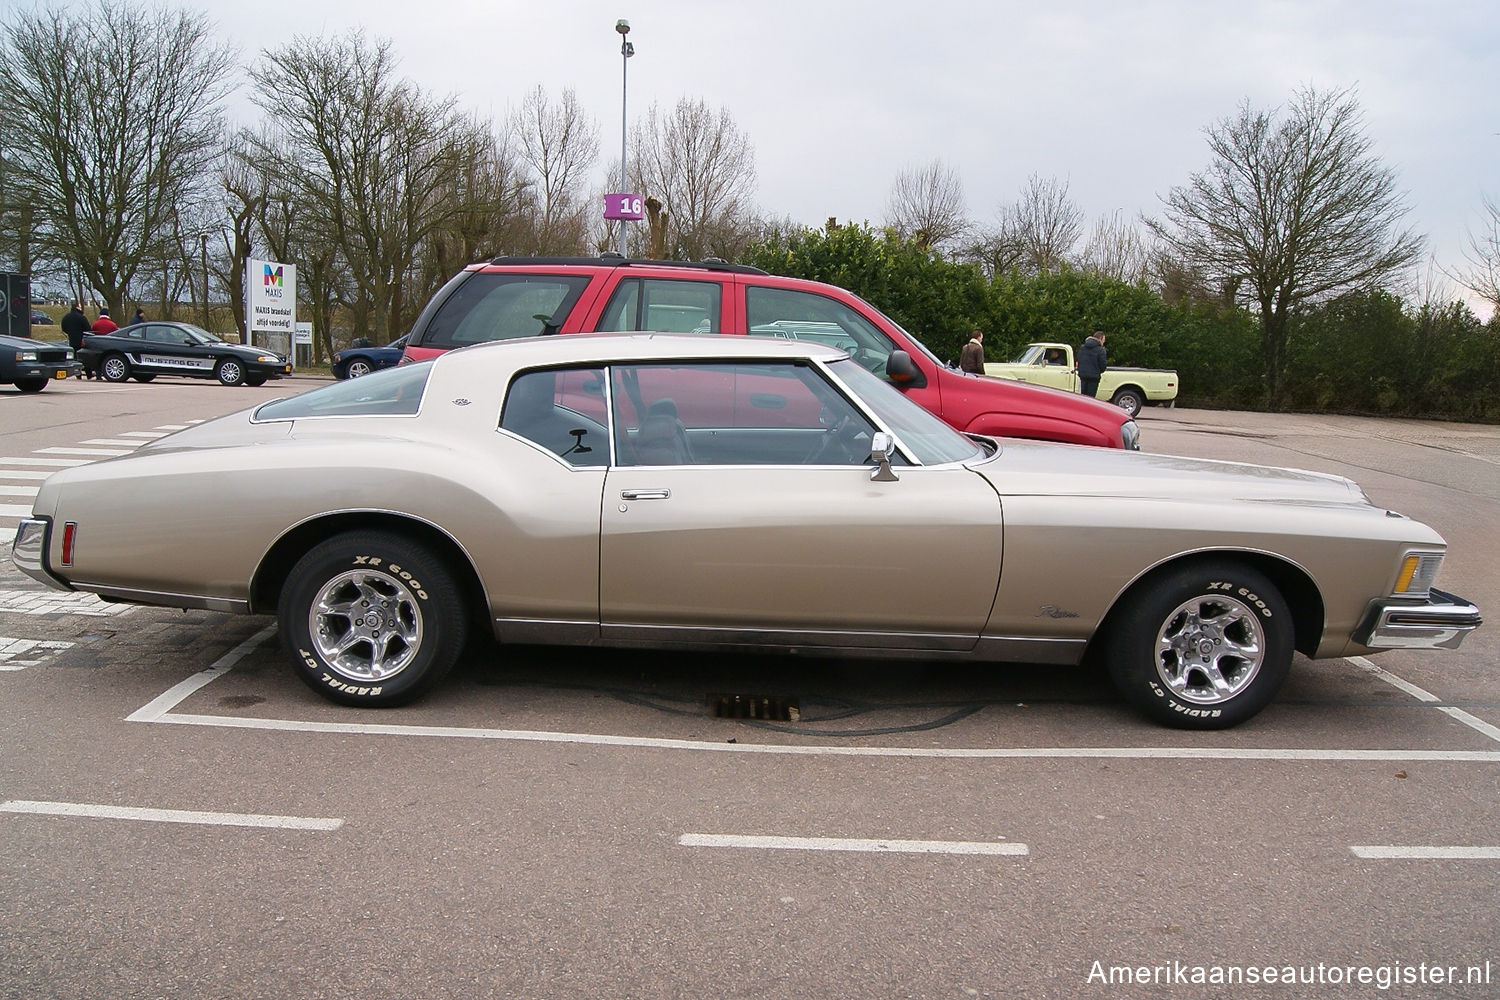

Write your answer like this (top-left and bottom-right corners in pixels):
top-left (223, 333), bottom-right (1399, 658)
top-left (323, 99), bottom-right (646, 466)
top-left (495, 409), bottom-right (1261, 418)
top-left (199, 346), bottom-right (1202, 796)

top-left (708, 693), bottom-right (800, 721)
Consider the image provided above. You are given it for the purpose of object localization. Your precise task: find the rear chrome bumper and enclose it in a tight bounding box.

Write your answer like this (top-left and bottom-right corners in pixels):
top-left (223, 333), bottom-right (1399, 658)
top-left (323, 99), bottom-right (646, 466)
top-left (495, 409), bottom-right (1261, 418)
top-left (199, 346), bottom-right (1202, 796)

top-left (10, 518), bottom-right (72, 593)
top-left (1355, 589), bottom-right (1482, 651)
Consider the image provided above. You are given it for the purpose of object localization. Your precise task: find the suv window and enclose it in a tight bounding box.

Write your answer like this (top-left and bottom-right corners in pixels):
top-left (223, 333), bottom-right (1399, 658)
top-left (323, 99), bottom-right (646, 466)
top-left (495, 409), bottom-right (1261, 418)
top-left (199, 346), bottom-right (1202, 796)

top-left (745, 286), bottom-right (899, 378)
top-left (598, 278), bottom-right (720, 333)
top-left (419, 273), bottom-right (592, 350)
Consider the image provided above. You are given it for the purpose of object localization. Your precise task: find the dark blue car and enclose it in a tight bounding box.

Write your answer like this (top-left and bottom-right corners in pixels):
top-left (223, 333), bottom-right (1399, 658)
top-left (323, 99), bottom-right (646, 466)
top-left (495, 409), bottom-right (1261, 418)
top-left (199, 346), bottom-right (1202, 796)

top-left (332, 333), bottom-right (408, 379)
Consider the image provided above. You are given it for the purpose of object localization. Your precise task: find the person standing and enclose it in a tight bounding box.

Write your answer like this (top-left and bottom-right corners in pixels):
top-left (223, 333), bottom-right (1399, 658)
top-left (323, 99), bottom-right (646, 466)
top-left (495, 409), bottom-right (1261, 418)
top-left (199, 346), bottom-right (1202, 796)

top-left (959, 329), bottom-right (986, 374)
top-left (1078, 330), bottom-right (1107, 398)
top-left (62, 302), bottom-right (94, 379)
top-left (61, 302), bottom-right (90, 351)
top-left (130, 308), bottom-right (145, 325)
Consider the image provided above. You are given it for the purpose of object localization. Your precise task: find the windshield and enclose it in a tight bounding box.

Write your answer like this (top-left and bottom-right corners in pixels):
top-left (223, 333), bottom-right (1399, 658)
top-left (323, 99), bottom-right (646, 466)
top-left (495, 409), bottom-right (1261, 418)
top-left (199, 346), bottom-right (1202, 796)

top-left (828, 358), bottom-right (982, 465)
top-left (168, 324), bottom-right (223, 345)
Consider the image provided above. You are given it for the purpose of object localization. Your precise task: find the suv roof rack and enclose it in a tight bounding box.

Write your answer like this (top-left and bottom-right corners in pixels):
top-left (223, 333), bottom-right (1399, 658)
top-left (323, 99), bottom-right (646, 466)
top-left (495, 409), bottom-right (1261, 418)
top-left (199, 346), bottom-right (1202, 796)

top-left (484, 254), bottom-right (767, 276)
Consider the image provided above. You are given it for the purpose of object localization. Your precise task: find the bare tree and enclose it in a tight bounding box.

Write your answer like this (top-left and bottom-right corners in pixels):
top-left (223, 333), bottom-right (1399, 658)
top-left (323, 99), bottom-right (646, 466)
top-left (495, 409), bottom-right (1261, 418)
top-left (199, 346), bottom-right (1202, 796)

top-left (415, 125), bottom-right (531, 292)
top-left (0, 1), bottom-right (235, 313)
top-left (512, 86), bottom-right (599, 256)
top-left (1149, 86), bottom-right (1424, 404)
top-left (1079, 210), bottom-right (1152, 283)
top-left (1007, 174), bottom-right (1083, 274)
top-left (1456, 195), bottom-right (1500, 316)
top-left (958, 175), bottom-right (1080, 277)
top-left (248, 32), bottom-right (489, 341)
top-left (885, 160), bottom-right (968, 252)
top-left (631, 98), bottom-right (759, 261)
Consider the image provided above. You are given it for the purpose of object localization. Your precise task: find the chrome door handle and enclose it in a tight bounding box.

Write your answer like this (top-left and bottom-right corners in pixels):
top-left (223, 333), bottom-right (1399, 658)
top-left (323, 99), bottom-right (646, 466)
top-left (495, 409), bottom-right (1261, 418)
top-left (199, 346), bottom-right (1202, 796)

top-left (620, 489), bottom-right (671, 501)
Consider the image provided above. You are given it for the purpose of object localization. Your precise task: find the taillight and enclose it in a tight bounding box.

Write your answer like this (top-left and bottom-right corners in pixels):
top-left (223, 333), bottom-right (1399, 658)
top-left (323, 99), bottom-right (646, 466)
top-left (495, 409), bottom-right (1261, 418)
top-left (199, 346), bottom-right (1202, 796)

top-left (61, 522), bottom-right (77, 565)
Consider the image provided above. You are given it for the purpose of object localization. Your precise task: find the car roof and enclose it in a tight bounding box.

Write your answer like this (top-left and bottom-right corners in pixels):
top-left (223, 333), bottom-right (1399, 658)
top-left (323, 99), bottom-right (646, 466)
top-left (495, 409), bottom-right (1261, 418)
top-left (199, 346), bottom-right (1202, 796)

top-left (440, 332), bottom-right (849, 371)
top-left (474, 254), bottom-right (768, 276)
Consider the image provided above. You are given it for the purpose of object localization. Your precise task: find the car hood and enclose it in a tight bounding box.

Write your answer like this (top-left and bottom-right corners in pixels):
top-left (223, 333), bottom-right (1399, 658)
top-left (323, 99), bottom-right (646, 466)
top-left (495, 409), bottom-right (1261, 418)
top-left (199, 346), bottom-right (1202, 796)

top-left (975, 438), bottom-right (1368, 506)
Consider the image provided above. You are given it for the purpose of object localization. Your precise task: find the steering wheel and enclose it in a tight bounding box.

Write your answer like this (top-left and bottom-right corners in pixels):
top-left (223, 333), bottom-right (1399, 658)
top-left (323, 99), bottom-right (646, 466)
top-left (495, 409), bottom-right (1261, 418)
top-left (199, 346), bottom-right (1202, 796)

top-left (806, 415), bottom-right (866, 464)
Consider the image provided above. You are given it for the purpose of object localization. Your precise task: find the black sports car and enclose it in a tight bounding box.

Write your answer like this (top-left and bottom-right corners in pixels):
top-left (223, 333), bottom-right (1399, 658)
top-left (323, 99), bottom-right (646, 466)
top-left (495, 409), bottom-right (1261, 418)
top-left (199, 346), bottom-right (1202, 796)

top-left (0, 334), bottom-right (81, 392)
top-left (80, 322), bottom-right (291, 386)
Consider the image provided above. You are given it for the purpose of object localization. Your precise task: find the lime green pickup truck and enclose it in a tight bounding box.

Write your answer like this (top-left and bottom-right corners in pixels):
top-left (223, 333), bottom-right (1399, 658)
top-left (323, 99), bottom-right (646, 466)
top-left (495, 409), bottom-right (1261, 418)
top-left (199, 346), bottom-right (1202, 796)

top-left (984, 342), bottom-right (1178, 417)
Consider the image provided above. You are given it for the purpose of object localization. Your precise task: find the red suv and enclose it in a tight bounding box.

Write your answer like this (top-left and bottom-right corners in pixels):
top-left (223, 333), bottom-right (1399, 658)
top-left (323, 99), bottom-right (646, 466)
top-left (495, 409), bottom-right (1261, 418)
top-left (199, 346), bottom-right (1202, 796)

top-left (401, 256), bottom-right (1140, 449)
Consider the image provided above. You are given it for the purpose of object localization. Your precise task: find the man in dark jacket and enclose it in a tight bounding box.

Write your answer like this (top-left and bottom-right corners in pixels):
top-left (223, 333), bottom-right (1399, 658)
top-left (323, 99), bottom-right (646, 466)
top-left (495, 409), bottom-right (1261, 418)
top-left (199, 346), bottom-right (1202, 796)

top-left (1077, 330), bottom-right (1107, 398)
top-left (61, 302), bottom-right (94, 378)
top-left (61, 302), bottom-right (89, 350)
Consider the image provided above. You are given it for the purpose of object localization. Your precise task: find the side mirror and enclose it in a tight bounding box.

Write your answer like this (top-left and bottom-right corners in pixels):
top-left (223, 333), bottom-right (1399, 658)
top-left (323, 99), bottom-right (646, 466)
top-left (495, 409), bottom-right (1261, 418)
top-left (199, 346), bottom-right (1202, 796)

top-left (885, 350), bottom-right (926, 388)
top-left (869, 432), bottom-right (899, 482)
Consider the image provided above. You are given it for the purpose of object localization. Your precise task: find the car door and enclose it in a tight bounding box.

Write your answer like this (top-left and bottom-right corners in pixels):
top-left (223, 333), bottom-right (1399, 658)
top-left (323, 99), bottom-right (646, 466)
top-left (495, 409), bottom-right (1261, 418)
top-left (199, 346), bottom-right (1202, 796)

top-left (136, 324), bottom-right (211, 376)
top-left (598, 359), bottom-right (1003, 650)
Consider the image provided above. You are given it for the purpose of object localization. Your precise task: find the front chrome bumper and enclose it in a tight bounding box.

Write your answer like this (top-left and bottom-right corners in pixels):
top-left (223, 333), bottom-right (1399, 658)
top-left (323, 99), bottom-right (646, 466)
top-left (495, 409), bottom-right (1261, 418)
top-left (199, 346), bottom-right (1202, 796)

top-left (1354, 589), bottom-right (1483, 651)
top-left (10, 518), bottom-right (72, 593)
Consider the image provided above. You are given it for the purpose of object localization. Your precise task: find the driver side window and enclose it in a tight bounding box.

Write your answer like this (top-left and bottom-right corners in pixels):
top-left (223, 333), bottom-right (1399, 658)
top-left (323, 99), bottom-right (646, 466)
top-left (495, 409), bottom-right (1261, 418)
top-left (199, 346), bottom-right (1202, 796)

top-left (609, 361), bottom-right (877, 467)
top-left (745, 287), bottom-right (898, 379)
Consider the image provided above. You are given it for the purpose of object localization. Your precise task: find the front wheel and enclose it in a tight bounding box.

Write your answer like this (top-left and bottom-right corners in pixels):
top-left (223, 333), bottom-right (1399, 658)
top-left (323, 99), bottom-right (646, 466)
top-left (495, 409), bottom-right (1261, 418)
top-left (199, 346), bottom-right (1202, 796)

top-left (14, 378), bottom-right (47, 393)
top-left (1104, 561), bottom-right (1293, 729)
top-left (1111, 387), bottom-right (1145, 417)
top-left (216, 359), bottom-right (245, 386)
top-left (278, 531), bottom-right (467, 707)
top-left (346, 359), bottom-right (373, 378)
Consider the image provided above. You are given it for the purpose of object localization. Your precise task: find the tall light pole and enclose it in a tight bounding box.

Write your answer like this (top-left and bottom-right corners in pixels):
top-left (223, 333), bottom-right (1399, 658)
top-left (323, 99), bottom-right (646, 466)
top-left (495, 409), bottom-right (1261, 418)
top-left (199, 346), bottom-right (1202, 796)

top-left (616, 19), bottom-right (633, 256)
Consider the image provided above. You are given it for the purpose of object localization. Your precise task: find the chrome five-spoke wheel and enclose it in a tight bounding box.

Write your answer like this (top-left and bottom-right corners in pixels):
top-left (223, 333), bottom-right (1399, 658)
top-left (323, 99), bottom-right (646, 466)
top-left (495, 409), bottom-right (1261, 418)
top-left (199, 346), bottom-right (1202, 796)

top-left (1154, 593), bottom-right (1264, 704)
top-left (307, 568), bottom-right (423, 683)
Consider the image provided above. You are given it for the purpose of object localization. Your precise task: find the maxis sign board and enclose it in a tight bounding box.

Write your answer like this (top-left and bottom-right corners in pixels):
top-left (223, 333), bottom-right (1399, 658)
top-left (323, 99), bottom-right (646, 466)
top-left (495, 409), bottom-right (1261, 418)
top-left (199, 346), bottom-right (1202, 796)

top-left (246, 258), bottom-right (297, 333)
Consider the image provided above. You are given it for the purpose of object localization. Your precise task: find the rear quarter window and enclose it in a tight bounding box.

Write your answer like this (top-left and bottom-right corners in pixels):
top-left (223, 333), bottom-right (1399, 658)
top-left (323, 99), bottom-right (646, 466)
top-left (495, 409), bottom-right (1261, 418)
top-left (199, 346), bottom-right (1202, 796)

top-left (254, 362), bottom-right (432, 419)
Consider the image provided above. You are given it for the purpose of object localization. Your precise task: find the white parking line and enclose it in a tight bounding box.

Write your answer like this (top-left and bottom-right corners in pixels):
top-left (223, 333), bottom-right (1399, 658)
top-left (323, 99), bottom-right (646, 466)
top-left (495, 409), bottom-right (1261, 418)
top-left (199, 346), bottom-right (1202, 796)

top-left (1352, 657), bottom-right (1500, 745)
top-left (118, 431), bottom-right (170, 439)
top-left (0, 590), bottom-right (136, 616)
top-left (1350, 846), bottom-right (1500, 860)
top-left (0, 504), bottom-right (31, 518)
top-left (0, 485), bottom-right (39, 497)
top-left (680, 834), bottom-right (1028, 856)
top-left (0, 799), bottom-right (342, 831)
top-left (117, 629), bottom-right (1500, 764)
top-left (78, 439), bottom-right (146, 448)
top-left (0, 471), bottom-right (54, 481)
top-left (0, 457), bottom-right (91, 467)
top-left (33, 447), bottom-right (132, 457)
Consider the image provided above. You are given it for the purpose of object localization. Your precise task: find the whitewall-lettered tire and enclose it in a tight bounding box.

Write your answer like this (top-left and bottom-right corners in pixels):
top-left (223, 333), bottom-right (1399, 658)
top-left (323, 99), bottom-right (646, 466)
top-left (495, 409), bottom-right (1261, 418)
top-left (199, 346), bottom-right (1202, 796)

top-left (278, 531), bottom-right (467, 707)
top-left (1105, 561), bottom-right (1293, 729)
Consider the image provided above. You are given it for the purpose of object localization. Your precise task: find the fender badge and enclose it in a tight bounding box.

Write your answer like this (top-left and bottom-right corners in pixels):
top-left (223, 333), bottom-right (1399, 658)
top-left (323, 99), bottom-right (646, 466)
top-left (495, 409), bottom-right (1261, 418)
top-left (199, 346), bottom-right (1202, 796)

top-left (1035, 605), bottom-right (1079, 619)
top-left (452, 398), bottom-right (471, 406)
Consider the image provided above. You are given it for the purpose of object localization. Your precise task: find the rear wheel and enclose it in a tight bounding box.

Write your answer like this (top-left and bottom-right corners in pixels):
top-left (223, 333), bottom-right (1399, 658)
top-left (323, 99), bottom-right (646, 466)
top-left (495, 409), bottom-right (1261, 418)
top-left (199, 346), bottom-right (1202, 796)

top-left (1105, 561), bottom-right (1293, 729)
top-left (1111, 387), bottom-right (1145, 417)
top-left (100, 353), bottom-right (131, 382)
top-left (278, 531), bottom-right (467, 706)
top-left (216, 358), bottom-right (245, 386)
top-left (245, 375), bottom-right (267, 387)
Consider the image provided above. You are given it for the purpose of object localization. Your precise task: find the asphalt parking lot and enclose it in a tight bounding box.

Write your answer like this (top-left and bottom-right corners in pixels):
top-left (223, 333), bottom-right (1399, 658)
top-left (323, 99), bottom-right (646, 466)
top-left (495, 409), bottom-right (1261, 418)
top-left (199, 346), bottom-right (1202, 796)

top-left (1, 379), bottom-right (1496, 999)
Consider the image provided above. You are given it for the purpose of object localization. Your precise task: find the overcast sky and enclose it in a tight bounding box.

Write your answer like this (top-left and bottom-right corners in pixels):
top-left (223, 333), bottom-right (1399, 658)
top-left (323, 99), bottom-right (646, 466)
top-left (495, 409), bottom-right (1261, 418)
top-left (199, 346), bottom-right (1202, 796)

top-left (205, 0), bottom-right (1497, 315)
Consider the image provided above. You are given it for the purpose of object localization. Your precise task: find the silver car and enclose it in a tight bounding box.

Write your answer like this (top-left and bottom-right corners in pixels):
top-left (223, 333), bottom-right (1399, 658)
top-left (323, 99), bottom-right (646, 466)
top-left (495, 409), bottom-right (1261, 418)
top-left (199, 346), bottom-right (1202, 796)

top-left (11, 334), bottom-right (1481, 727)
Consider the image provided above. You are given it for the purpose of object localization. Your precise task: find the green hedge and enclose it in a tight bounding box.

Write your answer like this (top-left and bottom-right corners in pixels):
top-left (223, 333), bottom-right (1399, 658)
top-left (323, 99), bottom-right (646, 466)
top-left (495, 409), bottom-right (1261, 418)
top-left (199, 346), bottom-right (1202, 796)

top-left (741, 225), bottom-right (1497, 422)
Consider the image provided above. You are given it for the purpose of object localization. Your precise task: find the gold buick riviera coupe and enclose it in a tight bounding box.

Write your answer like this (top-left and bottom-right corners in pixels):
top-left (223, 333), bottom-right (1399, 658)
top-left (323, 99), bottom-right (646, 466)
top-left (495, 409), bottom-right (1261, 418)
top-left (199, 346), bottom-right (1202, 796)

top-left (11, 335), bottom-right (1481, 728)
